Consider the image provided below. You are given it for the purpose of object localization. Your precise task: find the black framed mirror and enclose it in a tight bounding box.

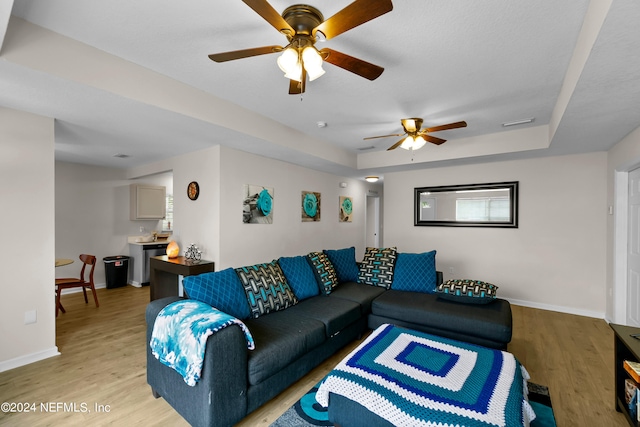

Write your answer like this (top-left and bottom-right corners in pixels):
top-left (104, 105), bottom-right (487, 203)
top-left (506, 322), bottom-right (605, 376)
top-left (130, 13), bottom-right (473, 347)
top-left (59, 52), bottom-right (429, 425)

top-left (414, 181), bottom-right (518, 228)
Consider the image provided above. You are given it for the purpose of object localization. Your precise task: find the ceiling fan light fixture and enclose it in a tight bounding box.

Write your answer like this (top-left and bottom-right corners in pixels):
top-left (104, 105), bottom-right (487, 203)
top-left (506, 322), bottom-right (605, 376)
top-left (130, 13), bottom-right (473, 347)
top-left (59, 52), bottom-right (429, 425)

top-left (412, 135), bottom-right (427, 150)
top-left (399, 135), bottom-right (415, 150)
top-left (302, 46), bottom-right (325, 81)
top-left (277, 47), bottom-right (302, 80)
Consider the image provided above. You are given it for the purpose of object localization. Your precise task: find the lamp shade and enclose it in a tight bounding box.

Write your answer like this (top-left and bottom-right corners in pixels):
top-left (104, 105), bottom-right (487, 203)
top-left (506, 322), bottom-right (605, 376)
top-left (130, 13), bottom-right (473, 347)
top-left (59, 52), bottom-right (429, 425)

top-left (277, 48), bottom-right (302, 81)
top-left (412, 135), bottom-right (427, 150)
top-left (302, 46), bottom-right (325, 81)
top-left (399, 136), bottom-right (414, 150)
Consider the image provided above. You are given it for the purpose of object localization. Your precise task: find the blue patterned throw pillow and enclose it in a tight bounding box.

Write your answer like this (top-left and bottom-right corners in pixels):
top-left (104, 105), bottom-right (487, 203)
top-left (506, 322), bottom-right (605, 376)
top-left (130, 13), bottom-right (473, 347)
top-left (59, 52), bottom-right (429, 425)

top-left (235, 261), bottom-right (298, 318)
top-left (278, 256), bottom-right (320, 301)
top-left (324, 247), bottom-right (359, 283)
top-left (306, 252), bottom-right (339, 295)
top-left (436, 279), bottom-right (498, 304)
top-left (358, 247), bottom-right (397, 289)
top-left (183, 268), bottom-right (251, 320)
top-left (391, 251), bottom-right (437, 293)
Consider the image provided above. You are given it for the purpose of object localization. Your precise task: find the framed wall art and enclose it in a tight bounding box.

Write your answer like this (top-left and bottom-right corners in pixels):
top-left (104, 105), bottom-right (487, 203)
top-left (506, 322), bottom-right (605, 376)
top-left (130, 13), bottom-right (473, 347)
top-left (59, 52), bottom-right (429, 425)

top-left (339, 196), bottom-right (353, 222)
top-left (301, 191), bottom-right (321, 222)
top-left (243, 184), bottom-right (274, 224)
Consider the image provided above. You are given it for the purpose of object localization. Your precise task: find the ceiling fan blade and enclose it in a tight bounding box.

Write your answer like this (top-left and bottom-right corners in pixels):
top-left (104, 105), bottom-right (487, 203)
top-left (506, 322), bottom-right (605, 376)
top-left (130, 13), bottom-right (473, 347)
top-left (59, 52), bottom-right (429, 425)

top-left (363, 133), bottom-right (404, 141)
top-left (387, 137), bottom-right (406, 151)
top-left (313, 0), bottom-right (393, 40)
top-left (208, 45), bottom-right (283, 62)
top-left (288, 69), bottom-right (307, 95)
top-left (242, 0), bottom-right (295, 35)
top-left (424, 121), bottom-right (467, 133)
top-left (423, 134), bottom-right (447, 145)
top-left (320, 48), bottom-right (384, 80)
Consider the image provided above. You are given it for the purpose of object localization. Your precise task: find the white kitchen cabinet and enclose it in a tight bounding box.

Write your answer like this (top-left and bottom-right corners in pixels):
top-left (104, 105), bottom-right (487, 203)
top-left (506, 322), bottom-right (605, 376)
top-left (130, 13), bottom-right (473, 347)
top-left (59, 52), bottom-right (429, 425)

top-left (130, 184), bottom-right (166, 220)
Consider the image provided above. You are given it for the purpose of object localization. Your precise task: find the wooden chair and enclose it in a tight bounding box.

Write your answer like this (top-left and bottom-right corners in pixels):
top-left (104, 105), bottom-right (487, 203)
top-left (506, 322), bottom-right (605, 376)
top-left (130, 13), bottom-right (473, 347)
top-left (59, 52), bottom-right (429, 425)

top-left (55, 254), bottom-right (99, 317)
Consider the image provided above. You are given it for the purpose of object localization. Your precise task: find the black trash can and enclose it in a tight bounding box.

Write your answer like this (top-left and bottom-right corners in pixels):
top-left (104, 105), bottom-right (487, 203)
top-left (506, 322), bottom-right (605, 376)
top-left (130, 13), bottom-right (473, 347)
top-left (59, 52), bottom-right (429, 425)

top-left (104, 255), bottom-right (130, 289)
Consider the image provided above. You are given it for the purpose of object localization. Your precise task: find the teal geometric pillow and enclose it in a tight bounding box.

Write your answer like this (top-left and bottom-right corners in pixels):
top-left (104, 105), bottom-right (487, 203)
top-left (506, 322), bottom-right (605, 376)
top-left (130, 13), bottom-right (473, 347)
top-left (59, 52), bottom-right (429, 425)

top-left (278, 256), bottom-right (320, 301)
top-left (358, 247), bottom-right (397, 289)
top-left (235, 261), bottom-right (298, 318)
top-left (436, 279), bottom-right (498, 304)
top-left (182, 268), bottom-right (250, 319)
top-left (323, 247), bottom-right (359, 283)
top-left (391, 251), bottom-right (437, 293)
top-left (306, 252), bottom-right (339, 295)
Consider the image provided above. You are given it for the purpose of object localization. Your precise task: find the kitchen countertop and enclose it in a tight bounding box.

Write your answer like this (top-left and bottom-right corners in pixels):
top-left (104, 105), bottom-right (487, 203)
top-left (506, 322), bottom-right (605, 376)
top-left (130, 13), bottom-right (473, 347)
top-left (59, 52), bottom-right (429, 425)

top-left (127, 236), bottom-right (170, 246)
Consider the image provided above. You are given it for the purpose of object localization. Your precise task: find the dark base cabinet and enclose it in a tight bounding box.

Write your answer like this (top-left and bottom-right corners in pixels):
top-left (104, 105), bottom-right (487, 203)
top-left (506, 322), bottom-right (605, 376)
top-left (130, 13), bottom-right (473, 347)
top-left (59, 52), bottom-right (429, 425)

top-left (612, 323), bottom-right (640, 427)
top-left (150, 256), bottom-right (214, 301)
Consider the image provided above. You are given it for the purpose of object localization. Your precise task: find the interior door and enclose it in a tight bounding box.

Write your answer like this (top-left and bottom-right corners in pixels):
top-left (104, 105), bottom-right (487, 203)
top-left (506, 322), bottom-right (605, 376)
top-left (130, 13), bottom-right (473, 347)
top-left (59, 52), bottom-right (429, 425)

top-left (366, 195), bottom-right (380, 248)
top-left (628, 167), bottom-right (640, 326)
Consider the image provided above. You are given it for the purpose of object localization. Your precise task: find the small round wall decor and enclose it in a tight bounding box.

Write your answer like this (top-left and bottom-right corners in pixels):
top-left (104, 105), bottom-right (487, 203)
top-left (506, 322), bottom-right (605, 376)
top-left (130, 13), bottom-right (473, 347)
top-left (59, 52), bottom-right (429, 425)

top-left (187, 181), bottom-right (199, 200)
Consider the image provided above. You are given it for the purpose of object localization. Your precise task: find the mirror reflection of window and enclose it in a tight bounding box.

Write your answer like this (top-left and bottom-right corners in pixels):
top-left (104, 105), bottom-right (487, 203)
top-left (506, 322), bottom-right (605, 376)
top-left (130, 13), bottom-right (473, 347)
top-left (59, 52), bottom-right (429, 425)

top-left (456, 197), bottom-right (510, 222)
top-left (414, 182), bottom-right (518, 227)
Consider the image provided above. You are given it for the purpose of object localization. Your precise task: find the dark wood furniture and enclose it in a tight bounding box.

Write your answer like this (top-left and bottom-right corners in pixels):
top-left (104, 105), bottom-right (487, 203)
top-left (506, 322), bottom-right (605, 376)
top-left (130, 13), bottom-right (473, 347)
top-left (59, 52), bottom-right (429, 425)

top-left (611, 323), bottom-right (640, 426)
top-left (55, 254), bottom-right (99, 317)
top-left (149, 256), bottom-right (214, 301)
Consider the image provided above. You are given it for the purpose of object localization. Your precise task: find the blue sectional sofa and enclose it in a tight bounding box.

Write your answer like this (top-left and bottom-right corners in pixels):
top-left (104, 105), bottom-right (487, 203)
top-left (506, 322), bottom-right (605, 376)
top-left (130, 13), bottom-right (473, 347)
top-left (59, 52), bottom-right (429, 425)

top-left (146, 247), bottom-right (512, 427)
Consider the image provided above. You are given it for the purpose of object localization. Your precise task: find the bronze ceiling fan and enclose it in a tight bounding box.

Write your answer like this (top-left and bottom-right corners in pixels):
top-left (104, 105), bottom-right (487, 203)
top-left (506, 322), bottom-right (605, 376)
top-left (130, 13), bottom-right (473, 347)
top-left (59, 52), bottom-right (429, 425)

top-left (364, 118), bottom-right (468, 151)
top-left (208, 0), bottom-right (393, 94)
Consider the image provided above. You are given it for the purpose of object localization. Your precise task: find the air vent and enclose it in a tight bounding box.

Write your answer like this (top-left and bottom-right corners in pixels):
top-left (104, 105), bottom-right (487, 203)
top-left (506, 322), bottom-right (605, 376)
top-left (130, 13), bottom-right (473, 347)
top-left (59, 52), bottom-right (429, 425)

top-left (113, 153), bottom-right (130, 158)
top-left (502, 118), bottom-right (534, 127)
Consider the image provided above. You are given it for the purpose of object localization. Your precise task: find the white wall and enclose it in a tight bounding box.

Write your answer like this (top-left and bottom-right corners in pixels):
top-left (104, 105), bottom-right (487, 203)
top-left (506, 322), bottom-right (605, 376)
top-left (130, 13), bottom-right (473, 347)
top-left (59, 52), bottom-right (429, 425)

top-left (384, 152), bottom-right (608, 317)
top-left (168, 146), bottom-right (221, 265)
top-left (0, 108), bottom-right (57, 371)
top-left (607, 125), bottom-right (640, 323)
top-left (218, 146), bottom-right (380, 268)
top-left (129, 145), bottom-right (381, 269)
top-left (55, 162), bottom-right (172, 285)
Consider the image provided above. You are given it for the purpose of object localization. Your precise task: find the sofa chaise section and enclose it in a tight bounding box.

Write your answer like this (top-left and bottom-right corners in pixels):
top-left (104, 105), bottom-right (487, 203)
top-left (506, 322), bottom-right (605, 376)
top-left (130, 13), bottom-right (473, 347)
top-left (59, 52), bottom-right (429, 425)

top-left (368, 289), bottom-right (512, 349)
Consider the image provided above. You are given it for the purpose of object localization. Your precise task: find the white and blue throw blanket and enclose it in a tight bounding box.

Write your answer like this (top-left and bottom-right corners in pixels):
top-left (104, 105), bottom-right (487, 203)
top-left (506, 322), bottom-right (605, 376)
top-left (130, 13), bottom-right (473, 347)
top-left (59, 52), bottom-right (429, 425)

top-left (316, 324), bottom-right (535, 427)
top-left (150, 300), bottom-right (255, 386)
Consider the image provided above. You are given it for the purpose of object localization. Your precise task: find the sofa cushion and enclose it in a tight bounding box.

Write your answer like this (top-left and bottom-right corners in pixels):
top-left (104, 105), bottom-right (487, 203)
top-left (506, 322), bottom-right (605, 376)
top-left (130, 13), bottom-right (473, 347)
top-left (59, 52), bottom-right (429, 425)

top-left (371, 290), bottom-right (511, 344)
top-left (436, 279), bottom-right (498, 304)
top-left (182, 268), bottom-right (250, 320)
top-left (329, 281), bottom-right (387, 315)
top-left (235, 261), bottom-right (298, 318)
top-left (358, 247), bottom-right (397, 289)
top-left (323, 247), bottom-right (359, 283)
top-left (307, 252), bottom-right (339, 295)
top-left (243, 310), bottom-right (326, 385)
top-left (285, 296), bottom-right (361, 337)
top-left (278, 256), bottom-right (320, 301)
top-left (391, 251), bottom-right (437, 293)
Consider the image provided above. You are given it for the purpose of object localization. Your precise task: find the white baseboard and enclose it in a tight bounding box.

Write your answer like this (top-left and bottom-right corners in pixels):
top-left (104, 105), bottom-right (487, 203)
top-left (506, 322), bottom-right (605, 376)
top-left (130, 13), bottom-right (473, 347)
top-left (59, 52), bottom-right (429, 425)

top-left (0, 347), bottom-right (60, 373)
top-left (59, 282), bottom-right (106, 295)
top-left (60, 282), bottom-right (141, 294)
top-left (507, 297), bottom-right (605, 319)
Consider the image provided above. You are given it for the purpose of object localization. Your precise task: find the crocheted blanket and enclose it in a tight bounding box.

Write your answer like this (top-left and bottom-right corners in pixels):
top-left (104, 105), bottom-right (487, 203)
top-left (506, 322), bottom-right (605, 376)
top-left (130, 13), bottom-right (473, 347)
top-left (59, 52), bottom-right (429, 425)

top-left (150, 300), bottom-right (254, 386)
top-left (316, 324), bottom-right (535, 427)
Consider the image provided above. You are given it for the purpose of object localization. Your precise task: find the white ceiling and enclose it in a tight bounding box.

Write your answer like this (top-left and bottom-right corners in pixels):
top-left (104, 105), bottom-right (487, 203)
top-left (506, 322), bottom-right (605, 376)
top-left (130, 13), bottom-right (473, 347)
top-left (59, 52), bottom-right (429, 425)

top-left (1, 0), bottom-right (639, 179)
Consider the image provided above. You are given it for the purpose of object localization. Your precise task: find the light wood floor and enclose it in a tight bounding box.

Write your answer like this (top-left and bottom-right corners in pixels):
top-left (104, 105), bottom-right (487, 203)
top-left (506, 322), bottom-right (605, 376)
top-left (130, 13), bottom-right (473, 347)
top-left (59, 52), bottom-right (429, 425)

top-left (0, 286), bottom-right (629, 426)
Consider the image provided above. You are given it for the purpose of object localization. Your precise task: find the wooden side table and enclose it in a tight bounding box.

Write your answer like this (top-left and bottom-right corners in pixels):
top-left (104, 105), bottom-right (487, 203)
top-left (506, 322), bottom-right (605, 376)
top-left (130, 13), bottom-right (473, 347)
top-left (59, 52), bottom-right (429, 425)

top-left (150, 256), bottom-right (214, 301)
top-left (611, 323), bottom-right (640, 426)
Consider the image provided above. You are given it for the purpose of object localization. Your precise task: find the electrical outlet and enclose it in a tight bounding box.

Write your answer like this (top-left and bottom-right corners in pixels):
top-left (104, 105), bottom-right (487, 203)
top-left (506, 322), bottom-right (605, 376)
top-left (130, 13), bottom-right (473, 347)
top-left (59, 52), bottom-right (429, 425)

top-left (24, 310), bottom-right (37, 325)
top-left (449, 267), bottom-right (455, 275)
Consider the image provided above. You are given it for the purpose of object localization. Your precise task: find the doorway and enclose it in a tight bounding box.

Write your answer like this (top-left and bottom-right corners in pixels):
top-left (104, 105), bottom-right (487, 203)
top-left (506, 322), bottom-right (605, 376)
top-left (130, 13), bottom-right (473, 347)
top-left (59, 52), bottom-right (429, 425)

top-left (366, 192), bottom-right (380, 248)
top-left (627, 167), bottom-right (640, 326)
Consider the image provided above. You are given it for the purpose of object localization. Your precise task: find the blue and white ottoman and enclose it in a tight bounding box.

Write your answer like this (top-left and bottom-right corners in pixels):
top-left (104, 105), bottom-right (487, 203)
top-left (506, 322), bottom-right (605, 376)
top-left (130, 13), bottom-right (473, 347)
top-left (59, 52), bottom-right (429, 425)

top-left (316, 324), bottom-right (535, 427)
